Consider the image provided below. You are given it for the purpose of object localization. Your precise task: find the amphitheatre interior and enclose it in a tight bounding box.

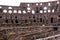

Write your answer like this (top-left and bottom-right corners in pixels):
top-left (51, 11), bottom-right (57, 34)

top-left (0, 0), bottom-right (60, 40)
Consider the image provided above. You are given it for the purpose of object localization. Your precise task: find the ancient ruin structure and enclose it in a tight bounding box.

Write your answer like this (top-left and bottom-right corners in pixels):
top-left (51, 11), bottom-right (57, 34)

top-left (0, 0), bottom-right (60, 40)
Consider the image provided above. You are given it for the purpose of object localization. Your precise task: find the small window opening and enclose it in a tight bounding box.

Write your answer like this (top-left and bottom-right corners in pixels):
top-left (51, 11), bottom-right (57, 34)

top-left (14, 10), bottom-right (17, 13)
top-left (36, 3), bottom-right (38, 6)
top-left (23, 10), bottom-right (26, 14)
top-left (3, 9), bottom-right (7, 13)
top-left (40, 3), bottom-right (42, 5)
top-left (18, 10), bottom-right (21, 13)
top-left (48, 10), bottom-right (51, 13)
top-left (32, 10), bottom-right (35, 14)
top-left (48, 3), bottom-right (51, 6)
top-left (40, 10), bottom-right (43, 13)
top-left (27, 4), bottom-right (30, 7)
top-left (8, 10), bottom-right (12, 14)
top-left (0, 6), bottom-right (2, 8)
top-left (27, 7), bottom-right (31, 10)
top-left (8, 7), bottom-right (12, 9)
top-left (57, 1), bottom-right (59, 4)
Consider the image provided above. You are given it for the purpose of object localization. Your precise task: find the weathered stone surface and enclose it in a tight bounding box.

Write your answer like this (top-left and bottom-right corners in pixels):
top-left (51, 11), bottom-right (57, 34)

top-left (0, 0), bottom-right (60, 40)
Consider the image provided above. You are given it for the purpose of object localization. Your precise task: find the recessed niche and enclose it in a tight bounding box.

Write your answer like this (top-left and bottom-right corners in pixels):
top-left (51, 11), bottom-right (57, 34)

top-left (40, 18), bottom-right (42, 22)
top-left (51, 17), bottom-right (54, 23)
top-left (0, 16), bottom-right (2, 18)
top-left (58, 15), bottom-right (60, 17)
top-left (5, 20), bottom-right (8, 23)
top-left (15, 20), bottom-right (18, 23)
top-left (33, 20), bottom-right (36, 22)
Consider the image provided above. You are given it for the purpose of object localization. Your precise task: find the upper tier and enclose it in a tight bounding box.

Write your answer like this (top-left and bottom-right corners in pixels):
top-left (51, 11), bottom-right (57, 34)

top-left (0, 1), bottom-right (60, 26)
top-left (0, 1), bottom-right (60, 14)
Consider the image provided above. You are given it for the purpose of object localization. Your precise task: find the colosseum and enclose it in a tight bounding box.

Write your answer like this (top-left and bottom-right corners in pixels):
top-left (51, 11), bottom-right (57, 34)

top-left (0, 0), bottom-right (60, 40)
